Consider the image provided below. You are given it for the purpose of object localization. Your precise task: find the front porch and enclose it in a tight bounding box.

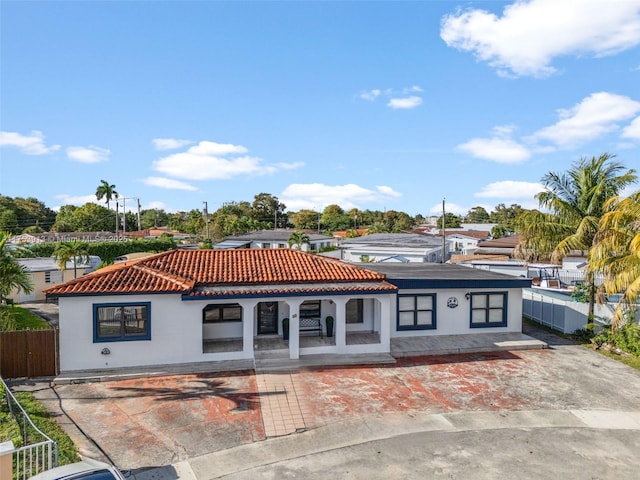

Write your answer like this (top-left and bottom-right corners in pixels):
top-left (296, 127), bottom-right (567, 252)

top-left (203, 331), bottom-right (382, 354)
top-left (202, 294), bottom-right (392, 359)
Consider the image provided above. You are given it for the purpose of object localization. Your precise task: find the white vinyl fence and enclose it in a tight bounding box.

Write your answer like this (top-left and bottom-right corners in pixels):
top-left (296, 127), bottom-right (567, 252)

top-left (522, 288), bottom-right (616, 334)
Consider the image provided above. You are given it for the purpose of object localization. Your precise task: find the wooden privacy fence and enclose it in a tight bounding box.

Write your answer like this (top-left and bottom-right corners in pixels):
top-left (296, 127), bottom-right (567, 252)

top-left (0, 329), bottom-right (58, 378)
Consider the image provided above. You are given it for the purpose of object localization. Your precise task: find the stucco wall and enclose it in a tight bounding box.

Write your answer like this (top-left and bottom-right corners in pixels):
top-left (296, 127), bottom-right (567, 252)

top-left (390, 287), bottom-right (523, 338)
top-left (58, 294), bottom-right (258, 371)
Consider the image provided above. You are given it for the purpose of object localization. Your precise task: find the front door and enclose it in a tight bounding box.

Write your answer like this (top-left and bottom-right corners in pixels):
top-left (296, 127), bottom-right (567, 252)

top-left (258, 302), bottom-right (278, 334)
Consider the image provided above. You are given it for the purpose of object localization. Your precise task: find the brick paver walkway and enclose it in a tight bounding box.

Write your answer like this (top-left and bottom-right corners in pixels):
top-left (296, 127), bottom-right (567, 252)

top-left (255, 372), bottom-right (308, 437)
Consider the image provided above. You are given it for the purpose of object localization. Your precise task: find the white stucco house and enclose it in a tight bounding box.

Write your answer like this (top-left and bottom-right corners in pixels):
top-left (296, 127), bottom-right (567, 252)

top-left (214, 230), bottom-right (336, 252)
top-left (9, 256), bottom-right (101, 303)
top-left (44, 249), bottom-right (531, 373)
top-left (340, 233), bottom-right (448, 263)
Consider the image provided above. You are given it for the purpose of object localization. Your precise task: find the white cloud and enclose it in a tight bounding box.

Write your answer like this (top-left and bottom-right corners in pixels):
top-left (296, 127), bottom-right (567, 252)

top-left (281, 183), bottom-right (402, 211)
top-left (475, 180), bottom-right (544, 199)
top-left (387, 96), bottom-right (423, 110)
top-left (403, 86), bottom-right (423, 94)
top-left (144, 200), bottom-right (168, 210)
top-left (429, 202), bottom-right (467, 215)
top-left (359, 87), bottom-right (424, 109)
top-left (457, 137), bottom-right (531, 163)
top-left (621, 116), bottom-right (640, 140)
top-left (360, 89), bottom-right (381, 101)
top-left (152, 138), bottom-right (193, 150)
top-left (142, 177), bottom-right (198, 191)
top-left (0, 130), bottom-right (61, 155)
top-left (529, 92), bottom-right (640, 148)
top-left (53, 193), bottom-right (99, 208)
top-left (152, 140), bottom-right (302, 180)
top-left (66, 145), bottom-right (110, 163)
top-left (441, 0), bottom-right (640, 77)
top-left (187, 141), bottom-right (248, 156)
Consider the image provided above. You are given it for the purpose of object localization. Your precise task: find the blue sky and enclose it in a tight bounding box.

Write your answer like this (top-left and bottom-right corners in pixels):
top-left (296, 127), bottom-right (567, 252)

top-left (1, 0), bottom-right (639, 219)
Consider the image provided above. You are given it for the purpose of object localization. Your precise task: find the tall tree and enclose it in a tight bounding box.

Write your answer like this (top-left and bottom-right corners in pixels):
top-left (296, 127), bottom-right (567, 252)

top-left (0, 231), bottom-right (34, 303)
top-left (382, 210), bottom-right (414, 232)
top-left (70, 203), bottom-right (115, 232)
top-left (589, 190), bottom-right (640, 330)
top-left (251, 193), bottom-right (287, 228)
top-left (140, 209), bottom-right (169, 229)
top-left (321, 204), bottom-right (351, 231)
top-left (95, 180), bottom-right (118, 209)
top-left (437, 212), bottom-right (462, 228)
top-left (290, 209), bottom-right (321, 231)
top-left (517, 153), bottom-right (637, 317)
top-left (53, 240), bottom-right (90, 279)
top-left (466, 206), bottom-right (491, 223)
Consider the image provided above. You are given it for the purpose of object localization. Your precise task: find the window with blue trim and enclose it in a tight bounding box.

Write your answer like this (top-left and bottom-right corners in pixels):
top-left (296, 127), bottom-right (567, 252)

top-left (398, 294), bottom-right (436, 330)
top-left (93, 302), bottom-right (151, 342)
top-left (203, 303), bottom-right (242, 323)
top-left (470, 292), bottom-right (507, 327)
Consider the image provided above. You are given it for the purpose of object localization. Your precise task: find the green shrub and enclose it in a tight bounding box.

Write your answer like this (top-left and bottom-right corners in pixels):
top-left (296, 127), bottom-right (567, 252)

top-left (613, 323), bottom-right (640, 356)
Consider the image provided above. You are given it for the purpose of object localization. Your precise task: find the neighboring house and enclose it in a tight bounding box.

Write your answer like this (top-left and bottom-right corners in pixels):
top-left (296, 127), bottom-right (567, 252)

top-left (473, 235), bottom-right (521, 258)
top-left (9, 256), bottom-right (101, 303)
top-left (443, 230), bottom-right (491, 255)
top-left (214, 230), bottom-right (337, 252)
top-left (44, 249), bottom-right (530, 373)
top-left (340, 233), bottom-right (447, 263)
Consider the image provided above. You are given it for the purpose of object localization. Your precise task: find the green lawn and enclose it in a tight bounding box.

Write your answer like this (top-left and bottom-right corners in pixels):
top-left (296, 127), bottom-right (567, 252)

top-left (0, 305), bottom-right (51, 331)
top-left (0, 382), bottom-right (80, 466)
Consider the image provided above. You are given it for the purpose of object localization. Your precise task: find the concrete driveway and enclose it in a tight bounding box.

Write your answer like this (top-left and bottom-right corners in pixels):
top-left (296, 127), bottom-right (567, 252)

top-left (20, 324), bottom-right (640, 478)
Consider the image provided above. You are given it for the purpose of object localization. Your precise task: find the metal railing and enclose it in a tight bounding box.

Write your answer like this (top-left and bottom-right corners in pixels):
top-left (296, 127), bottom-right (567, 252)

top-left (1, 376), bottom-right (58, 479)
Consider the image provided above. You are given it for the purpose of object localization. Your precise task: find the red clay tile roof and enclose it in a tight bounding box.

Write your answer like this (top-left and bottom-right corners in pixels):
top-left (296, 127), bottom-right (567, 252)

top-left (44, 249), bottom-right (395, 297)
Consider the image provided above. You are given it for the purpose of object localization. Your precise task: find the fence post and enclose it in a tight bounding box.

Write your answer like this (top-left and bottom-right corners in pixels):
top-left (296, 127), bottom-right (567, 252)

top-left (0, 441), bottom-right (14, 480)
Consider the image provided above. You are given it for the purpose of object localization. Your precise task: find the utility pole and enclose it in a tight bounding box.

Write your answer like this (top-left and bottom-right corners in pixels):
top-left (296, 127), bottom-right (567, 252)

top-left (115, 199), bottom-right (119, 236)
top-left (122, 197), bottom-right (126, 233)
top-left (441, 198), bottom-right (446, 264)
top-left (203, 201), bottom-right (210, 239)
top-left (137, 198), bottom-right (142, 231)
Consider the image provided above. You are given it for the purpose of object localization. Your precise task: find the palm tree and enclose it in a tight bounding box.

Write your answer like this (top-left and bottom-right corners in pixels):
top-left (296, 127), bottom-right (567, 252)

top-left (0, 231), bottom-right (33, 304)
top-left (95, 180), bottom-right (118, 209)
top-left (517, 153), bottom-right (637, 317)
top-left (53, 241), bottom-right (90, 279)
top-left (288, 231), bottom-right (310, 251)
top-left (589, 190), bottom-right (640, 330)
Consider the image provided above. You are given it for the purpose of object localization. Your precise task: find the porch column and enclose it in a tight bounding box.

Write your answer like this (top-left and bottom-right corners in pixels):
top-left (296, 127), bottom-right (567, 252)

top-left (242, 299), bottom-right (259, 358)
top-left (287, 299), bottom-right (302, 360)
top-left (333, 297), bottom-right (347, 349)
top-left (378, 295), bottom-right (392, 351)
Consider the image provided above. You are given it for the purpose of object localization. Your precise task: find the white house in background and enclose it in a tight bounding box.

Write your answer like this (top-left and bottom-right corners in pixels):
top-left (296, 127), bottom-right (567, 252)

top-left (340, 233), bottom-right (447, 263)
top-left (44, 249), bottom-right (531, 373)
top-left (9, 256), bottom-right (101, 303)
top-left (214, 230), bottom-right (337, 253)
top-left (444, 230), bottom-right (491, 255)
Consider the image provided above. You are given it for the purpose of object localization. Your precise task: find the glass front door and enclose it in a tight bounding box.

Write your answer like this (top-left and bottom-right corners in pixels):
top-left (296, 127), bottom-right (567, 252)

top-left (258, 302), bottom-right (278, 334)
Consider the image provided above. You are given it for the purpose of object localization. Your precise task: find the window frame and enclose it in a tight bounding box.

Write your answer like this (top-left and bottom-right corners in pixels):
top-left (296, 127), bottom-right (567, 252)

top-left (300, 300), bottom-right (321, 319)
top-left (397, 294), bottom-right (437, 331)
top-left (469, 292), bottom-right (508, 328)
top-left (203, 303), bottom-right (243, 324)
top-left (93, 302), bottom-right (151, 343)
